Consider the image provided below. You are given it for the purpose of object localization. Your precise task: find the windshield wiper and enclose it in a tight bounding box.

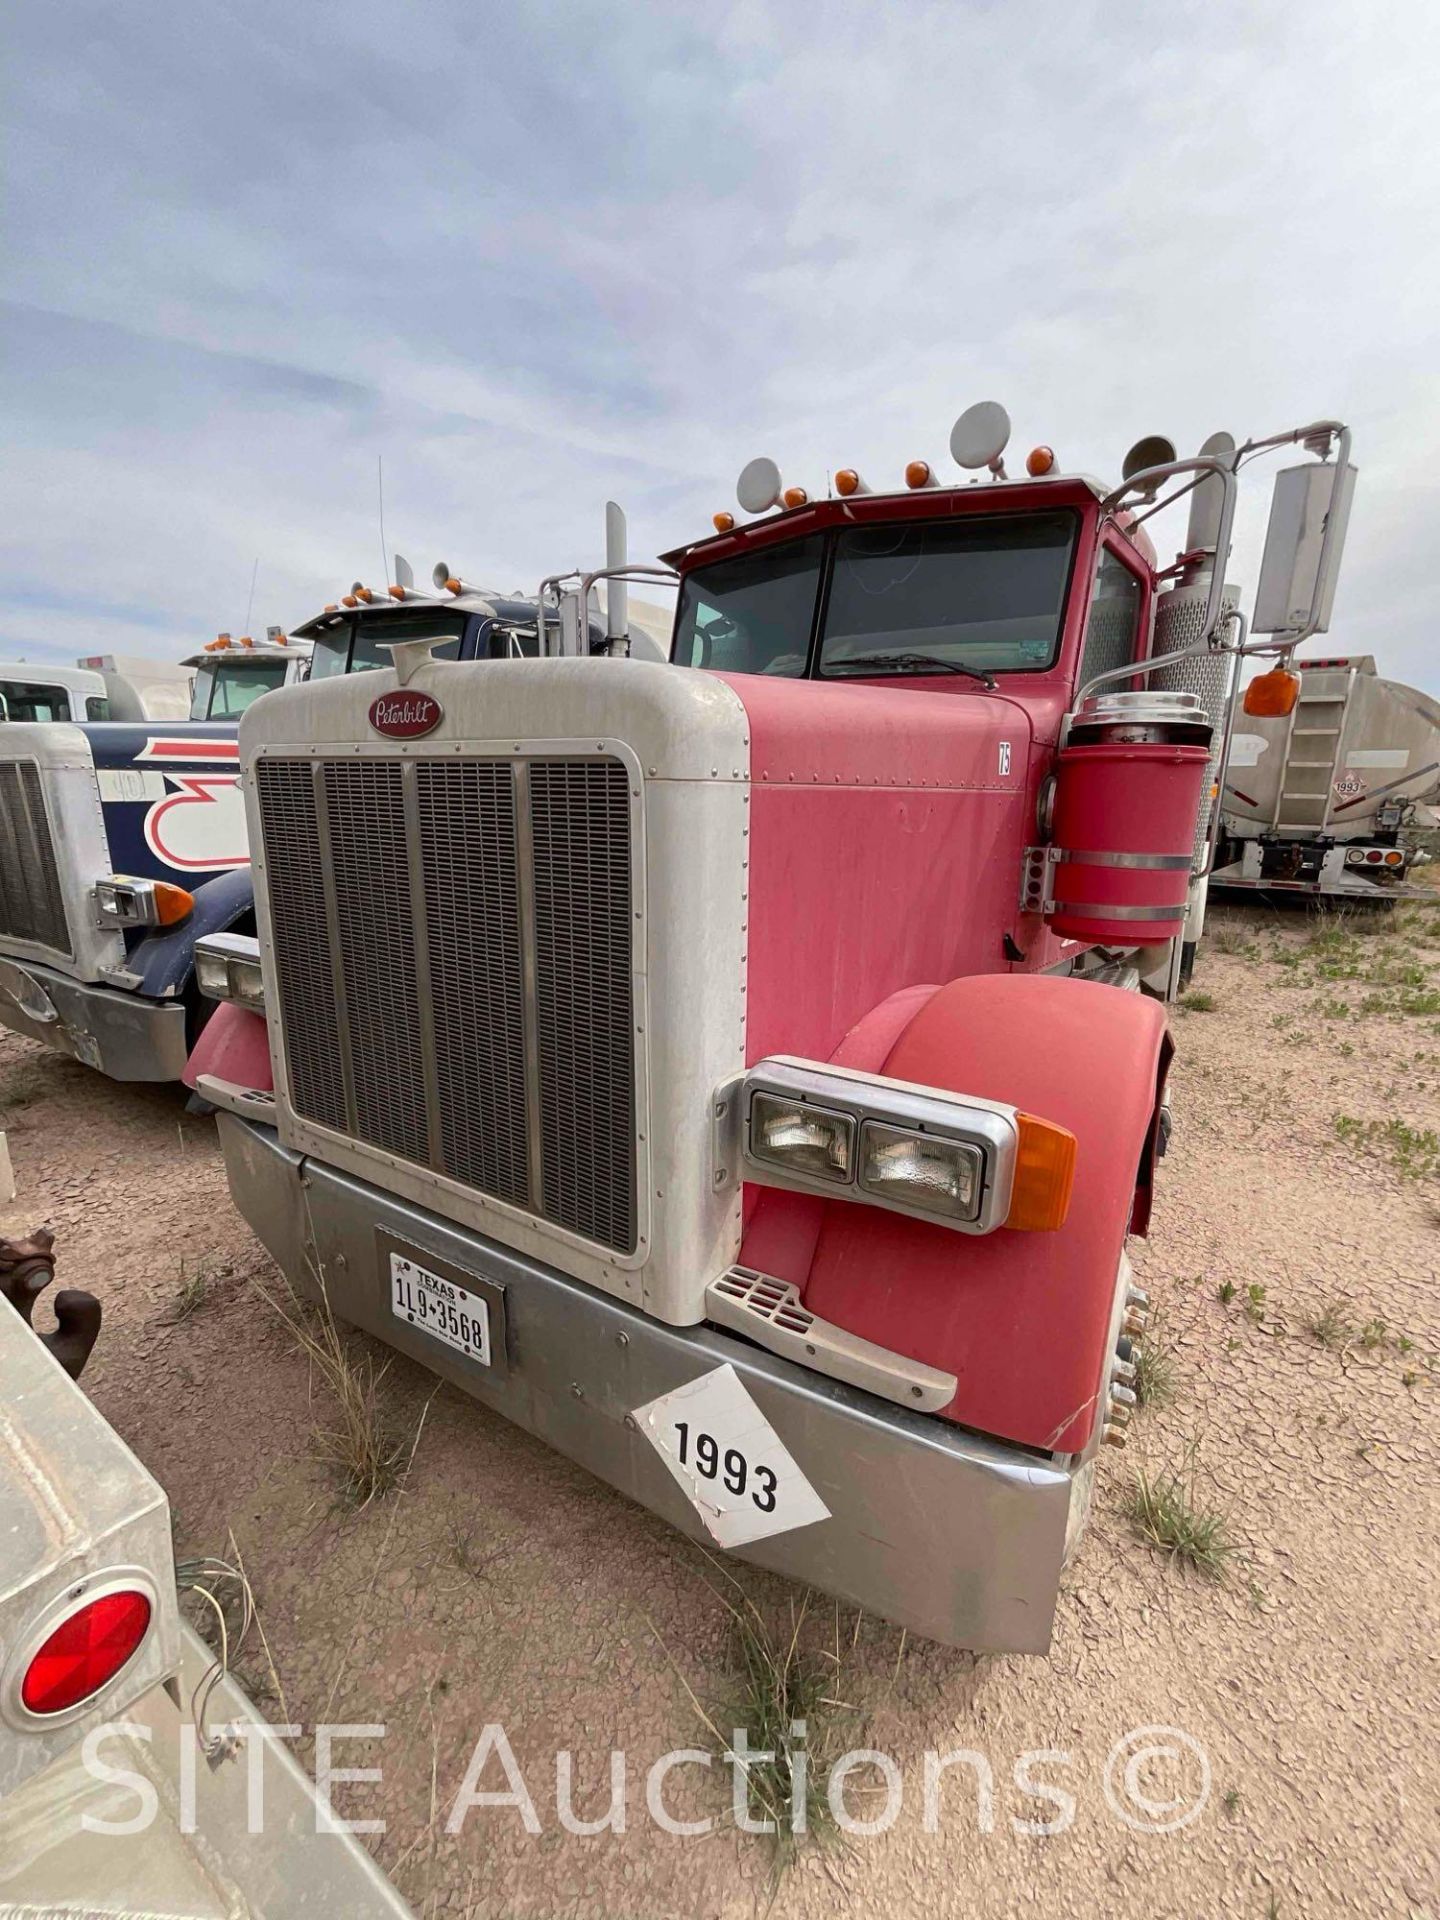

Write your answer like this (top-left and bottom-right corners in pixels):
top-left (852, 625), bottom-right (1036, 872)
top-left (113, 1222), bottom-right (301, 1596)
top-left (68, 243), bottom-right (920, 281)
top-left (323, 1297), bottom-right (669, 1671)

top-left (828, 651), bottom-right (998, 690)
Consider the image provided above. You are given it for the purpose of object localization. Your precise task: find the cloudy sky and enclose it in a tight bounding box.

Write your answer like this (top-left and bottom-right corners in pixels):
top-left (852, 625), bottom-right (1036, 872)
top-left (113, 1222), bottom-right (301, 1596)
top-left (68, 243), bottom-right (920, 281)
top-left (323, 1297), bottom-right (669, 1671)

top-left (4, 1), bottom-right (1438, 687)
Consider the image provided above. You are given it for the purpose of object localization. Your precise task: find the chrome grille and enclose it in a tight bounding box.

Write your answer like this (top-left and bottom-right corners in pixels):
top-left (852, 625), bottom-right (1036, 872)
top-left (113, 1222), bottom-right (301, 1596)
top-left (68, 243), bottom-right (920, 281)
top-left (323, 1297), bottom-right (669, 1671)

top-left (0, 762), bottom-right (70, 955)
top-left (256, 753), bottom-right (637, 1255)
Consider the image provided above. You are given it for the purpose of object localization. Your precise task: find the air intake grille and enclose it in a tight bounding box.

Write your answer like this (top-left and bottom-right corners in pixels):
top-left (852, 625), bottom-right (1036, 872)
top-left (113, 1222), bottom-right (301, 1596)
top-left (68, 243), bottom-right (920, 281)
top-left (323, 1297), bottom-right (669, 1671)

top-left (255, 754), bottom-right (638, 1255)
top-left (0, 763), bottom-right (70, 955)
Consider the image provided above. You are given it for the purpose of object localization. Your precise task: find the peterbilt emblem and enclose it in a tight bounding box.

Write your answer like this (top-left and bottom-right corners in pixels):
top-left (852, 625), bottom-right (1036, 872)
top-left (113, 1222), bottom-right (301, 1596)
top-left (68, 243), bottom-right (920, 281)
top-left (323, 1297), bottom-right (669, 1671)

top-left (369, 691), bottom-right (443, 739)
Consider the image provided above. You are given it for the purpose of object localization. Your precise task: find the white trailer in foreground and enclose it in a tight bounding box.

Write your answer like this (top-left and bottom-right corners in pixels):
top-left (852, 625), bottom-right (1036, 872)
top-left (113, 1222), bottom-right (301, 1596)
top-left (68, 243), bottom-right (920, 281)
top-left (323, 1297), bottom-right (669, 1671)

top-left (0, 1253), bottom-right (410, 1918)
top-left (1213, 654), bottom-right (1440, 898)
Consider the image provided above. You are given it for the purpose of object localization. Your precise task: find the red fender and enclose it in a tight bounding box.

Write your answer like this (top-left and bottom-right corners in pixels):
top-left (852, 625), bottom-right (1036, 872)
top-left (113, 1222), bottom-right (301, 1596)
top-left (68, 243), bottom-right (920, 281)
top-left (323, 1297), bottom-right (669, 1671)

top-left (182, 1002), bottom-right (273, 1094)
top-left (745, 975), bottom-right (1170, 1454)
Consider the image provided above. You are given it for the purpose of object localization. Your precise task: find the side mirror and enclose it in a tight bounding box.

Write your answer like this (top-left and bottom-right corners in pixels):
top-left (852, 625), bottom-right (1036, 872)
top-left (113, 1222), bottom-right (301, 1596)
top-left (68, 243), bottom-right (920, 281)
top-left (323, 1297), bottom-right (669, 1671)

top-left (1253, 460), bottom-right (1356, 636)
top-left (1242, 667), bottom-right (1300, 718)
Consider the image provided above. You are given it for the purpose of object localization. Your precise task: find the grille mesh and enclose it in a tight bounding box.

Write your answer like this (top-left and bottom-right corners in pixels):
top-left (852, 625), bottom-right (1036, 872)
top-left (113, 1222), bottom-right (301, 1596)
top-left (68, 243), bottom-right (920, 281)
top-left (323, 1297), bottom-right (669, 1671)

top-left (0, 763), bottom-right (70, 955)
top-left (418, 762), bottom-right (529, 1207)
top-left (257, 753), bottom-right (637, 1255)
top-left (531, 759), bottom-right (636, 1253)
top-left (253, 762), bottom-right (346, 1132)
top-left (323, 762), bottom-right (430, 1163)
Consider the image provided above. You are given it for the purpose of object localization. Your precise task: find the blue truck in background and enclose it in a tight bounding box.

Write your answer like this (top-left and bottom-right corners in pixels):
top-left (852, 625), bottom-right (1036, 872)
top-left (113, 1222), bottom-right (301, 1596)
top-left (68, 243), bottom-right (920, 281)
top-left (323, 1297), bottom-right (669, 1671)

top-left (0, 581), bottom-right (603, 1080)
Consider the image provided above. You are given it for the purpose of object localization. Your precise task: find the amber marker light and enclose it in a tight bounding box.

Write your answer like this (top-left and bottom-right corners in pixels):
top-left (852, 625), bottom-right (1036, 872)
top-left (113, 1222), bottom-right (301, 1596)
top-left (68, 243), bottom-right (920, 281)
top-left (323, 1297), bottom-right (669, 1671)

top-left (781, 485), bottom-right (809, 509)
top-left (835, 468), bottom-right (864, 497)
top-left (153, 882), bottom-right (196, 926)
top-left (389, 584), bottom-right (407, 600)
top-left (1004, 1113), bottom-right (1078, 1232)
top-left (1026, 446), bottom-right (1057, 476)
top-left (712, 511), bottom-right (735, 533)
top-left (355, 586), bottom-right (375, 604)
top-left (1243, 668), bottom-right (1301, 718)
top-left (905, 460), bottom-right (933, 489)
top-left (341, 595), bottom-right (359, 608)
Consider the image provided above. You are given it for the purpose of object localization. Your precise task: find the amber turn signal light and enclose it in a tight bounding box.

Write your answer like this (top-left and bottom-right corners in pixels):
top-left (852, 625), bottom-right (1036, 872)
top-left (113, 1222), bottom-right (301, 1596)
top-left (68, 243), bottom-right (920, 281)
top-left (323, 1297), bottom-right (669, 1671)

top-left (1243, 668), bottom-right (1301, 717)
top-left (153, 882), bottom-right (195, 926)
top-left (1004, 1113), bottom-right (1077, 1232)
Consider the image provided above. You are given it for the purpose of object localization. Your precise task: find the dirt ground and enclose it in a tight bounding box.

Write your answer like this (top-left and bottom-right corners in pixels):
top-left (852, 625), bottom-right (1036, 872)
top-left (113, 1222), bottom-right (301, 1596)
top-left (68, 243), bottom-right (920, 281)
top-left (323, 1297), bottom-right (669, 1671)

top-left (3, 896), bottom-right (1438, 1920)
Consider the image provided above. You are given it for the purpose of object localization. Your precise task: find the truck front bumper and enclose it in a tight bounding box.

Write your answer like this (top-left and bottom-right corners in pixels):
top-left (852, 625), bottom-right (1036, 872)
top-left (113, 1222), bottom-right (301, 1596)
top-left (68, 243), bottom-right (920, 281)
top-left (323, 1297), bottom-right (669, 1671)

top-left (0, 955), bottom-right (188, 1080)
top-left (217, 1115), bottom-right (1084, 1655)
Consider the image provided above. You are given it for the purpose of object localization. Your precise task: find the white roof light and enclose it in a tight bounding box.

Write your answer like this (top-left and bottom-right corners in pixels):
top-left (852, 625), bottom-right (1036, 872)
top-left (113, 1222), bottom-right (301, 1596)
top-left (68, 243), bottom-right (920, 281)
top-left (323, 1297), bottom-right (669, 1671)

top-left (950, 401), bottom-right (1012, 477)
top-left (737, 456), bottom-right (783, 515)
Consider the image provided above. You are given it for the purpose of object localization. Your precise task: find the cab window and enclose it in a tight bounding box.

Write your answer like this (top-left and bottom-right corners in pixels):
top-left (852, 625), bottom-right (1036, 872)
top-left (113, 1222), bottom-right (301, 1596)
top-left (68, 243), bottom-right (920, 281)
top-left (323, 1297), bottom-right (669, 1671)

top-left (672, 537), bottom-right (823, 677)
top-left (0, 681), bottom-right (71, 722)
top-left (86, 696), bottom-right (111, 720)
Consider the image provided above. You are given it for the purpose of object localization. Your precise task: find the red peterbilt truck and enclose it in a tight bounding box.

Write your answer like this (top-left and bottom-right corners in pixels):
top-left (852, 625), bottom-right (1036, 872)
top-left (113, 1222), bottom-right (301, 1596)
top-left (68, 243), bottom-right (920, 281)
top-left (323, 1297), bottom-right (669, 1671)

top-left (185, 407), bottom-right (1354, 1652)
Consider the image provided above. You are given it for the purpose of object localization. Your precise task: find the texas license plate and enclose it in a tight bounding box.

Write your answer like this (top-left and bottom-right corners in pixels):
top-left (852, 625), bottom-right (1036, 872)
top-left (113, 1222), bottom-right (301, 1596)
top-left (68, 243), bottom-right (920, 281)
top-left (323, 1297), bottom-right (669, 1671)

top-left (389, 1250), bottom-right (492, 1365)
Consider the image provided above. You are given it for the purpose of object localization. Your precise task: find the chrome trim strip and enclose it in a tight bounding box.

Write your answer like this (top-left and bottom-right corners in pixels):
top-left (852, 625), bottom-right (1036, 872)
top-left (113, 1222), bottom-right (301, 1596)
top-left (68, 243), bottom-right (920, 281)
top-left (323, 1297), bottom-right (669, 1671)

top-left (1050, 898), bottom-right (1185, 919)
top-left (1055, 849), bottom-right (1194, 870)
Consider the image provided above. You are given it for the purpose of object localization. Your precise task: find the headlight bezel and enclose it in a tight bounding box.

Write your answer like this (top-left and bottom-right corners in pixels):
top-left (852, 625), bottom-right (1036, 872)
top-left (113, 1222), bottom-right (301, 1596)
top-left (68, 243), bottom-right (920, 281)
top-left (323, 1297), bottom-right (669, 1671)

top-left (193, 932), bottom-right (266, 1013)
top-left (737, 1056), bottom-right (1023, 1236)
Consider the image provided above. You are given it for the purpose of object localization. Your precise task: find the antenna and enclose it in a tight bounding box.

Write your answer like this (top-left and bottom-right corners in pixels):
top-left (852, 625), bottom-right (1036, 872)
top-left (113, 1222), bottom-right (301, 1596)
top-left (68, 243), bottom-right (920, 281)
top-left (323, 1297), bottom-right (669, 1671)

top-left (243, 556), bottom-right (259, 636)
top-left (377, 455), bottom-right (388, 588)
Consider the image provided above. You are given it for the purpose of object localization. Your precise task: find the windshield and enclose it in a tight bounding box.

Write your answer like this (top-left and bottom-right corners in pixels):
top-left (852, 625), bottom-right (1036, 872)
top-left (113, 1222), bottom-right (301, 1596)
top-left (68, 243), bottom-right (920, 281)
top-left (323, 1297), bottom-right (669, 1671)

top-left (195, 660), bottom-right (289, 718)
top-left (821, 513), bottom-right (1077, 675)
top-left (672, 512), bottom-right (1078, 679)
top-left (0, 679), bottom-right (71, 722)
top-left (309, 611), bottom-right (467, 679)
top-left (671, 536), bottom-right (823, 677)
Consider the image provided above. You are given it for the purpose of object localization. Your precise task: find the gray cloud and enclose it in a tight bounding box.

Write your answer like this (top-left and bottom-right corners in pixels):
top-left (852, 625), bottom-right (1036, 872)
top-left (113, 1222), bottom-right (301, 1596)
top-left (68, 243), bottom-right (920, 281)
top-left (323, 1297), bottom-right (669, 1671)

top-left (3, 0), bottom-right (1437, 687)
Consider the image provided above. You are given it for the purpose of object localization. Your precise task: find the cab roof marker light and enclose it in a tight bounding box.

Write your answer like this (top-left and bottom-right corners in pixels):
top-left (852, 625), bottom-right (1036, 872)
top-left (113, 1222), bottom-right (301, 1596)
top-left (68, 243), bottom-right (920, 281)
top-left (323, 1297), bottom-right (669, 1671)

top-left (834, 468), bottom-right (868, 497)
top-left (341, 595), bottom-right (359, 608)
top-left (389, 584), bottom-right (407, 600)
top-left (712, 511), bottom-right (736, 533)
top-left (1026, 446), bottom-right (1057, 476)
top-left (905, 460), bottom-right (938, 490)
top-left (781, 485), bottom-right (810, 509)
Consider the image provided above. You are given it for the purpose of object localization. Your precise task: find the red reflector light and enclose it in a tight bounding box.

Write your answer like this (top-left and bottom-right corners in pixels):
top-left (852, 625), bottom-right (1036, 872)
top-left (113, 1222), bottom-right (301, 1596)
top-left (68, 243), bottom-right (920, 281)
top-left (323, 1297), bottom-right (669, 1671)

top-left (20, 1589), bottom-right (152, 1716)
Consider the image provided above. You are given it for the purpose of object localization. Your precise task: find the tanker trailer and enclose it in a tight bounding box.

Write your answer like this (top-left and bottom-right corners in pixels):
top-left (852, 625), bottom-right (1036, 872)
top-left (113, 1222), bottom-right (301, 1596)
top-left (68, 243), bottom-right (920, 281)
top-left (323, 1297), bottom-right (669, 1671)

top-left (1213, 655), bottom-right (1440, 897)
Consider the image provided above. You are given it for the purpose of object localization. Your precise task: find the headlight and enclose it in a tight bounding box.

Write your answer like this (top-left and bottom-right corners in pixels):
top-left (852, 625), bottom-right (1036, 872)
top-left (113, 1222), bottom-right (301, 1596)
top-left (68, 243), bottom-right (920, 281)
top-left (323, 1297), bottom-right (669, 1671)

top-left (749, 1093), bottom-right (854, 1183)
top-left (859, 1122), bottom-right (983, 1222)
top-left (735, 1056), bottom-right (1076, 1235)
top-left (93, 877), bottom-right (194, 929)
top-left (194, 933), bottom-right (265, 1013)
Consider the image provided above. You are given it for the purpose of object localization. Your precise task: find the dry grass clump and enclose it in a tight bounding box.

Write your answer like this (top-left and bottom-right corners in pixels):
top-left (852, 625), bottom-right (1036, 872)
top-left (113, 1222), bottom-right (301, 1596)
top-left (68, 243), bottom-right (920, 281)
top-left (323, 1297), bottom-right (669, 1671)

top-left (251, 1260), bottom-right (414, 1510)
top-left (1128, 1443), bottom-right (1238, 1578)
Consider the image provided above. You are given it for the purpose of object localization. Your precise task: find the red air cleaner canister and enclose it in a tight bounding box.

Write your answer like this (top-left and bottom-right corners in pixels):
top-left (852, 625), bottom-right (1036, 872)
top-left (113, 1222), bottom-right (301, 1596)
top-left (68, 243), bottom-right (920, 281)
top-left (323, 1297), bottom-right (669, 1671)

top-left (1048, 691), bottom-right (1212, 946)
